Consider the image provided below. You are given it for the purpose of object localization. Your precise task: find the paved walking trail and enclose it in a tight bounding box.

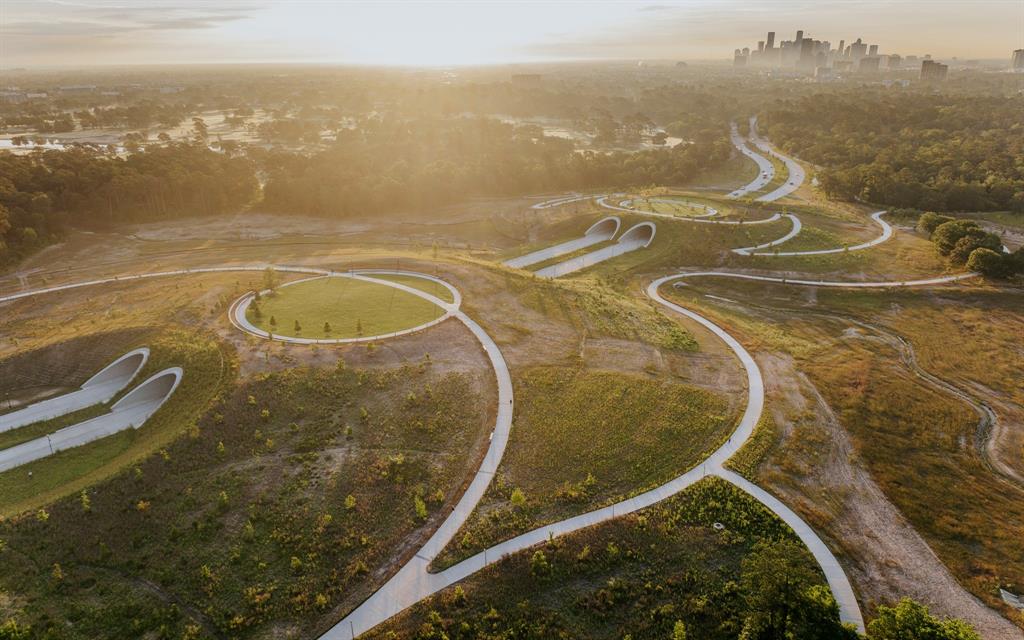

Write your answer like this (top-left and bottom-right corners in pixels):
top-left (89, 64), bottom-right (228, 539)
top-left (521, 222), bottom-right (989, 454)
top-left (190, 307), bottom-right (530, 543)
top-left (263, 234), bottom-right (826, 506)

top-left (532, 222), bottom-right (655, 278)
top-left (747, 116), bottom-right (807, 203)
top-left (748, 211), bottom-right (892, 257)
top-left (0, 367), bottom-right (182, 472)
top-left (504, 217), bottom-right (620, 269)
top-left (0, 348), bottom-right (148, 433)
top-left (1, 254), bottom-right (981, 636)
top-left (324, 267), bottom-right (977, 636)
top-left (0, 266), bottom-right (514, 640)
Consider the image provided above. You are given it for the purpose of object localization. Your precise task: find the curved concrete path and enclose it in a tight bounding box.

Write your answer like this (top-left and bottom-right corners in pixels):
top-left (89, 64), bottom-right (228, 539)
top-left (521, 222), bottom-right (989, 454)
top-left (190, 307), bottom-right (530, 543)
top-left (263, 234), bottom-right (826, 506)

top-left (732, 214), bottom-right (803, 255)
top-left (599, 196), bottom-right (892, 258)
top-left (668, 270), bottom-right (979, 289)
top-left (335, 268), bottom-right (980, 636)
top-left (0, 367), bottom-right (182, 472)
top-left (0, 348), bottom-right (149, 433)
top-left (229, 273), bottom-right (458, 344)
top-left (533, 222), bottom-right (656, 279)
top-left (728, 121), bottom-right (775, 198)
top-left (0, 266), bottom-right (513, 640)
top-left (748, 116), bottom-right (807, 203)
top-left (5, 263), bottom-right (984, 638)
top-left (504, 217), bottom-right (620, 269)
top-left (369, 272), bottom-right (867, 639)
top-left (530, 193), bottom-right (606, 210)
top-left (744, 211), bottom-right (893, 257)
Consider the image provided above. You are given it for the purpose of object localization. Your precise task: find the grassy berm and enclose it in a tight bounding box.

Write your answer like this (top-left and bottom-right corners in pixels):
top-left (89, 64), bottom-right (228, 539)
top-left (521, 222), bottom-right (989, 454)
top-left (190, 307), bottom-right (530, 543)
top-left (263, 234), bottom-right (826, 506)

top-left (0, 361), bottom-right (489, 639)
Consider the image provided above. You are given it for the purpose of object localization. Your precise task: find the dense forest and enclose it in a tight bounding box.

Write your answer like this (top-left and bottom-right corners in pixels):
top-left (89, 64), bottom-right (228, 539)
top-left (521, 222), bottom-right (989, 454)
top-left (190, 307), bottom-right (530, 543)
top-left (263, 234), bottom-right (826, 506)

top-left (5, 67), bottom-right (1022, 265)
top-left (761, 93), bottom-right (1024, 212)
top-left (0, 115), bottom-right (730, 263)
top-left (259, 117), bottom-right (731, 216)
top-left (0, 145), bottom-right (257, 263)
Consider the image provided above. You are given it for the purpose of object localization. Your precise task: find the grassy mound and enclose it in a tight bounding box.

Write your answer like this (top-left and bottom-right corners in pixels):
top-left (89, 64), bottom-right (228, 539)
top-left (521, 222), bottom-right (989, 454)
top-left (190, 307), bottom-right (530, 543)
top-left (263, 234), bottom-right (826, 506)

top-left (246, 276), bottom-right (445, 340)
top-left (435, 366), bottom-right (734, 568)
top-left (0, 327), bottom-right (233, 516)
top-left (377, 477), bottom-right (828, 640)
top-left (0, 363), bottom-right (490, 639)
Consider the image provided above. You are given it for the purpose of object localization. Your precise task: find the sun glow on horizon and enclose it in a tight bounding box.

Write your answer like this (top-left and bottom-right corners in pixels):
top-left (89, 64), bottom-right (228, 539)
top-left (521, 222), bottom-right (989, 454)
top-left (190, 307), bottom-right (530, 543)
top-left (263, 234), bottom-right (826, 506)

top-left (2, 1), bottom-right (1021, 68)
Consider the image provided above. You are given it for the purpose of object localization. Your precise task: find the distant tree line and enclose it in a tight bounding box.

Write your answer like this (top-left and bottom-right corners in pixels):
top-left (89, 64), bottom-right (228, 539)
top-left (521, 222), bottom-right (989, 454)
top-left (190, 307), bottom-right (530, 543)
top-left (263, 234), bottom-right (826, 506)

top-left (258, 117), bottom-right (732, 217)
top-left (761, 93), bottom-right (1024, 213)
top-left (0, 143), bottom-right (257, 263)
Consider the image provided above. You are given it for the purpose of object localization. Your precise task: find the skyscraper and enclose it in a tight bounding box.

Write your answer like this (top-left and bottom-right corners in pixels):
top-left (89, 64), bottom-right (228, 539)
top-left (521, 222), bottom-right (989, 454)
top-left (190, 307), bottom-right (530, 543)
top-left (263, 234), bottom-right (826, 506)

top-left (1013, 49), bottom-right (1024, 71)
top-left (795, 30), bottom-right (803, 44)
top-left (869, 44), bottom-right (878, 56)
top-left (850, 38), bottom-right (867, 61)
top-left (921, 59), bottom-right (948, 81)
top-left (766, 31), bottom-right (775, 49)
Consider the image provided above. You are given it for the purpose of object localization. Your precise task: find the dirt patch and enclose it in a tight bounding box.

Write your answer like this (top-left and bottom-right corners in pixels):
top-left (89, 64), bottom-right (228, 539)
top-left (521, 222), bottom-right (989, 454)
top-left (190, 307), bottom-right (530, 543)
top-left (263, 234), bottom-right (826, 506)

top-left (757, 352), bottom-right (1023, 639)
top-left (223, 316), bottom-right (489, 380)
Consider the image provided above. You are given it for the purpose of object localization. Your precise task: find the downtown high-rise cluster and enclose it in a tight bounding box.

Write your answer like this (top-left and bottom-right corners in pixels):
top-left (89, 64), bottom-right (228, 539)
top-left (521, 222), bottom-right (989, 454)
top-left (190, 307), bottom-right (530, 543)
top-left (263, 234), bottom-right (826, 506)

top-left (728, 29), bottom-right (1021, 80)
top-left (733, 29), bottom-right (931, 75)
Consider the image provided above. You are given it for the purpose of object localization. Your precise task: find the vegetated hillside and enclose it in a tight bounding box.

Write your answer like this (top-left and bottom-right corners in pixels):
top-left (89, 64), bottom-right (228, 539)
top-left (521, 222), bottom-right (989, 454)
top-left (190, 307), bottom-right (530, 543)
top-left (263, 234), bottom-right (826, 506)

top-left (0, 363), bottom-right (490, 639)
top-left (379, 477), bottom-right (856, 640)
top-left (665, 279), bottom-right (1024, 631)
top-left (0, 327), bottom-right (233, 516)
top-left (435, 367), bottom-right (734, 568)
top-left (761, 92), bottom-right (1024, 213)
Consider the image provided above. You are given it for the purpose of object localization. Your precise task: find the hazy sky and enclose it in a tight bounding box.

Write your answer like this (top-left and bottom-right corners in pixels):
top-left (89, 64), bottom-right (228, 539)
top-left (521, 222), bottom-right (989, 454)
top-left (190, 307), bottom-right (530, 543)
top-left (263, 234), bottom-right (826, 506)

top-left (2, 0), bottom-right (1022, 68)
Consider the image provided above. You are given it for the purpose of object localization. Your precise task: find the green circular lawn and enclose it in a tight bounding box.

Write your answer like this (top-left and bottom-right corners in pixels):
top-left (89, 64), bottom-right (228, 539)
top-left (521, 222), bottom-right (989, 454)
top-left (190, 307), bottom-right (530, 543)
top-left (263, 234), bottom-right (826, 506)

top-left (631, 198), bottom-right (715, 217)
top-left (246, 276), bottom-right (445, 339)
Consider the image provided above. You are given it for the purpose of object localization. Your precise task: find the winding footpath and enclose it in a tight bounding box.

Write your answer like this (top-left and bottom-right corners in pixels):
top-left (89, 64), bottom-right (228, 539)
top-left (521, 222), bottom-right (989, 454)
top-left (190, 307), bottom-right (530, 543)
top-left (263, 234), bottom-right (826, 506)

top-left (728, 121), bottom-right (775, 198)
top-left (0, 265), bottom-right (514, 640)
top-left (745, 211), bottom-right (893, 257)
top-left (2, 262), bottom-right (986, 638)
top-left (597, 194), bottom-right (891, 258)
top-left (746, 115), bottom-right (807, 203)
top-left (529, 118), bottom-right (893, 262)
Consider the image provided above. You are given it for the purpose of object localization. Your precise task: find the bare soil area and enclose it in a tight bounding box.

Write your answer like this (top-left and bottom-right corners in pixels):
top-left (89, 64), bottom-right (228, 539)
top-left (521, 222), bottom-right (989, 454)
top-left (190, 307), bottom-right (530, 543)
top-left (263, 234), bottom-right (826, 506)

top-left (757, 352), bottom-right (1023, 639)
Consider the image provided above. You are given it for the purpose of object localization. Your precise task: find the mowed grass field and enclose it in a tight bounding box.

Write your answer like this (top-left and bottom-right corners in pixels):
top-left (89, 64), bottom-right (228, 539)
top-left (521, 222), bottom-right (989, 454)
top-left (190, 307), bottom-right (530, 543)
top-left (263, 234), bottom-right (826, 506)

top-left (365, 273), bottom-right (456, 304)
top-left (247, 276), bottom-right (445, 339)
top-left (626, 197), bottom-right (717, 217)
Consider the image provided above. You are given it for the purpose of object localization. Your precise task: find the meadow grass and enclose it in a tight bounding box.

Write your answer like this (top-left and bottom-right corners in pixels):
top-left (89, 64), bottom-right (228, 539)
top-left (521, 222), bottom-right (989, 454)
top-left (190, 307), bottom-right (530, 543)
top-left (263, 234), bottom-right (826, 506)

top-left (434, 366), bottom-right (734, 568)
top-left (663, 278), bottom-right (1024, 625)
top-left (247, 276), bottom-right (445, 339)
top-left (0, 327), bottom-right (232, 516)
top-left (498, 271), bottom-right (699, 351)
top-left (678, 152), bottom-right (760, 190)
top-left (379, 477), bottom-right (825, 640)
top-left (0, 364), bottom-right (491, 639)
top-left (725, 414), bottom-right (781, 480)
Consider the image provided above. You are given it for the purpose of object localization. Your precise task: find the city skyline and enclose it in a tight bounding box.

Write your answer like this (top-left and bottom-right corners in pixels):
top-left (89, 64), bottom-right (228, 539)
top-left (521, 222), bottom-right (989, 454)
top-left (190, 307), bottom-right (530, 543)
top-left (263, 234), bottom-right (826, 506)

top-left (2, 0), bottom-right (1022, 68)
top-left (732, 27), bottom-right (965, 75)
